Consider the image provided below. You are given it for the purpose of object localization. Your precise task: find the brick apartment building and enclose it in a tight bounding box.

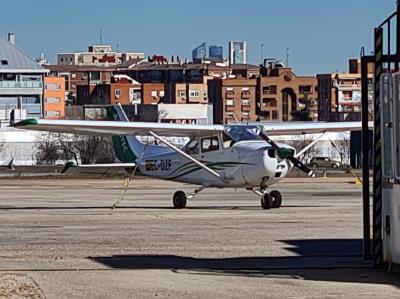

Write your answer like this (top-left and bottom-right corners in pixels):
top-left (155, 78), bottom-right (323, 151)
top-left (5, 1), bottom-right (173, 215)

top-left (171, 83), bottom-right (208, 104)
top-left (76, 75), bottom-right (141, 105)
top-left (141, 83), bottom-right (165, 105)
top-left (43, 76), bottom-right (65, 119)
top-left (208, 78), bottom-right (257, 124)
top-left (317, 59), bottom-right (374, 121)
top-left (45, 65), bottom-right (116, 103)
top-left (258, 61), bottom-right (317, 121)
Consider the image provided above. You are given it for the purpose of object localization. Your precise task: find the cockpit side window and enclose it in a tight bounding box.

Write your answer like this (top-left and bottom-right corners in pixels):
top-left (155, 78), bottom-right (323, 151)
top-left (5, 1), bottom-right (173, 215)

top-left (184, 139), bottom-right (200, 154)
top-left (201, 136), bottom-right (220, 153)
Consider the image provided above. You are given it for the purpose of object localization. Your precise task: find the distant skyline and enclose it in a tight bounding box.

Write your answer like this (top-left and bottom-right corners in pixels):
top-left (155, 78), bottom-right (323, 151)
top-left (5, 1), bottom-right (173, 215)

top-left (0, 0), bottom-right (395, 74)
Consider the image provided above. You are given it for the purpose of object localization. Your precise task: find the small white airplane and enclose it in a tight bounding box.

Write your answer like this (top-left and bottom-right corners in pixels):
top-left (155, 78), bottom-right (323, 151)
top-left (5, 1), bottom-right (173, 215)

top-left (12, 105), bottom-right (364, 209)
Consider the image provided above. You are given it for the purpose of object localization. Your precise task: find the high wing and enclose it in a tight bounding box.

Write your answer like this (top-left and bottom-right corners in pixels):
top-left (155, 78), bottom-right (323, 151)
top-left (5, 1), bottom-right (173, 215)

top-left (12, 119), bottom-right (225, 138)
top-left (12, 118), bottom-right (368, 138)
top-left (258, 121), bottom-right (367, 136)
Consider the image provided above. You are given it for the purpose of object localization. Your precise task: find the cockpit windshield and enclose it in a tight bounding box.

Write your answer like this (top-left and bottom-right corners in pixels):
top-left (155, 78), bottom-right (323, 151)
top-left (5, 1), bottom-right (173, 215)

top-left (225, 125), bottom-right (263, 142)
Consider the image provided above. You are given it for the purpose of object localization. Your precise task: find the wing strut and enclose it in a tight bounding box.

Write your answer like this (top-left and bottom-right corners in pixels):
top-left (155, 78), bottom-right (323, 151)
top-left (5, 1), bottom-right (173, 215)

top-left (148, 131), bottom-right (224, 181)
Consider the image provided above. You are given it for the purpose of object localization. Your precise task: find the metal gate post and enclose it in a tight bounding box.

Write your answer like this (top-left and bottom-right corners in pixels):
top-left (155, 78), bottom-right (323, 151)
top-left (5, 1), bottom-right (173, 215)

top-left (373, 27), bottom-right (384, 267)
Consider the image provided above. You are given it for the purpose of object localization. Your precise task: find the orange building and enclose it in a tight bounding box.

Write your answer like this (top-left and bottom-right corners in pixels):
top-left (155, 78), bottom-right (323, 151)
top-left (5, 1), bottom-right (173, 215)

top-left (142, 83), bottom-right (165, 105)
top-left (44, 76), bottom-right (66, 119)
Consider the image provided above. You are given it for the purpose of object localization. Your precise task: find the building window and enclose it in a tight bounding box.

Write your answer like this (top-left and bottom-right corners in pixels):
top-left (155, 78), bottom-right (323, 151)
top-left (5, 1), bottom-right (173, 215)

top-left (226, 99), bottom-right (234, 106)
top-left (179, 90), bottom-right (186, 97)
top-left (151, 91), bottom-right (158, 97)
top-left (160, 91), bottom-right (165, 97)
top-left (189, 90), bottom-right (200, 97)
top-left (1, 60), bottom-right (8, 65)
top-left (242, 99), bottom-right (250, 106)
top-left (115, 89), bottom-right (122, 97)
top-left (46, 97), bottom-right (60, 104)
top-left (263, 85), bottom-right (277, 94)
top-left (45, 83), bottom-right (60, 90)
top-left (299, 85), bottom-right (312, 93)
top-left (272, 110), bottom-right (279, 120)
top-left (46, 110), bottom-right (60, 117)
top-left (71, 73), bottom-right (76, 79)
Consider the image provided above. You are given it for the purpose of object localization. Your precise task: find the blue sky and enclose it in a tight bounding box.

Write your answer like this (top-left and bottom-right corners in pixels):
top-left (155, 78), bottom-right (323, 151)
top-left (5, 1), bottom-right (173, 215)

top-left (0, 0), bottom-right (394, 74)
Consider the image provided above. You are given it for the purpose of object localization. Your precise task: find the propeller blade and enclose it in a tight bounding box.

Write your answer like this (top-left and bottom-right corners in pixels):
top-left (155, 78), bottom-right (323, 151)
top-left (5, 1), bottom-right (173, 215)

top-left (288, 156), bottom-right (316, 178)
top-left (259, 132), bottom-right (280, 150)
top-left (259, 130), bottom-right (315, 177)
top-left (259, 131), bottom-right (295, 159)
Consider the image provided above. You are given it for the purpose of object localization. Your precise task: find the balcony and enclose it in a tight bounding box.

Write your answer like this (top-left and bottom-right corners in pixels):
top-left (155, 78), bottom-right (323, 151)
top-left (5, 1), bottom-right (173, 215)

top-left (225, 91), bottom-right (235, 99)
top-left (225, 105), bottom-right (235, 112)
top-left (241, 91), bottom-right (251, 99)
top-left (0, 81), bottom-right (43, 88)
top-left (0, 80), bottom-right (43, 96)
top-left (241, 104), bottom-right (251, 112)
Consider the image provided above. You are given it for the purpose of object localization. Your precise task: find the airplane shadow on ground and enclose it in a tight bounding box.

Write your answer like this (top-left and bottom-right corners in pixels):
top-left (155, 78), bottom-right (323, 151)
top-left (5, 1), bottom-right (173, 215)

top-left (0, 205), bottom-right (330, 211)
top-left (90, 239), bottom-right (400, 288)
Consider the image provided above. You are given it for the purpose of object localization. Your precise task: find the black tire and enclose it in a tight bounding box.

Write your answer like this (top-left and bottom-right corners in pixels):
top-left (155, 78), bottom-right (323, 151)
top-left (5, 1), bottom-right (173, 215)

top-left (332, 163), bottom-right (338, 169)
top-left (270, 190), bottom-right (282, 208)
top-left (173, 191), bottom-right (187, 209)
top-left (261, 193), bottom-right (272, 209)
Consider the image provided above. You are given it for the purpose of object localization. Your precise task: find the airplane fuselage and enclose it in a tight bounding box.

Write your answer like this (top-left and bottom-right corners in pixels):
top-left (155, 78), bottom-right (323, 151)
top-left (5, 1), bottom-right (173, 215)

top-left (138, 140), bottom-right (293, 188)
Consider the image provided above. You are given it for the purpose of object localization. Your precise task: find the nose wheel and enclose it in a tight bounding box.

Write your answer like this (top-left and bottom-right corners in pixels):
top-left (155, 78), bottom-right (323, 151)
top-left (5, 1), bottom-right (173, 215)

top-left (261, 190), bottom-right (282, 209)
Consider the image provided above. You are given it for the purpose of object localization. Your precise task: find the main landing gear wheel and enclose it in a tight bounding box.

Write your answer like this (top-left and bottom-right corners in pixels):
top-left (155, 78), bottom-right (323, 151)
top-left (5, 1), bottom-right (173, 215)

top-left (261, 193), bottom-right (272, 209)
top-left (173, 191), bottom-right (187, 209)
top-left (270, 190), bottom-right (282, 208)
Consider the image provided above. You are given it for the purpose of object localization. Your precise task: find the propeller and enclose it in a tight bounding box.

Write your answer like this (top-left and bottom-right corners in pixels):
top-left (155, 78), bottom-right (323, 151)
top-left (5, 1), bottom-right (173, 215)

top-left (259, 131), bottom-right (316, 178)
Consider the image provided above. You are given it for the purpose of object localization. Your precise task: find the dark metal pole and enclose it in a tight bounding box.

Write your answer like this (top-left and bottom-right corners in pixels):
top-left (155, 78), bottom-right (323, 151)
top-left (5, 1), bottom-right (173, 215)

top-left (361, 56), bottom-right (371, 260)
top-left (373, 27), bottom-right (384, 267)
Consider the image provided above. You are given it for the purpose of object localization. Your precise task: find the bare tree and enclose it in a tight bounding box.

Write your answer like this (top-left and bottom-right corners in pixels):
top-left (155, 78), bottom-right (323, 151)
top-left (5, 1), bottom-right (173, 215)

top-left (331, 133), bottom-right (350, 165)
top-left (69, 135), bottom-right (114, 164)
top-left (35, 133), bottom-right (114, 165)
top-left (35, 133), bottom-right (68, 165)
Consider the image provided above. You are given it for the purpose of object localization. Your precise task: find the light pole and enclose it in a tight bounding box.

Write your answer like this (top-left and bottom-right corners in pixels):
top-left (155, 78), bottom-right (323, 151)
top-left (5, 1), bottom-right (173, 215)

top-left (260, 43), bottom-right (264, 63)
top-left (286, 47), bottom-right (290, 67)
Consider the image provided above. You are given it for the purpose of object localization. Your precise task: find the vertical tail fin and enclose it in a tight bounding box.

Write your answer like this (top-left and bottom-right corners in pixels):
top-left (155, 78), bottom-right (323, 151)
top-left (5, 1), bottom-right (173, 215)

top-left (105, 104), bottom-right (145, 163)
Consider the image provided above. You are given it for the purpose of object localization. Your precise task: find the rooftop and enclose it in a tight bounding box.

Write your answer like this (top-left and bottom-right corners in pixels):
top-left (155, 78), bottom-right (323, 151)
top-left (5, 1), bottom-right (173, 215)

top-left (0, 37), bottom-right (48, 73)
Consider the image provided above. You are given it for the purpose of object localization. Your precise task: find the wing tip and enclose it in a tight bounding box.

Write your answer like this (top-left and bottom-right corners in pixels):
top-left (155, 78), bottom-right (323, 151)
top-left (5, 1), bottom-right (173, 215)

top-left (11, 118), bottom-right (38, 127)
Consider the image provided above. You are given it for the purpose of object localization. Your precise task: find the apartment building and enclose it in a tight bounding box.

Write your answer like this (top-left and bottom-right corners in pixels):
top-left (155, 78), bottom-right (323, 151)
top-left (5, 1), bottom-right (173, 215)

top-left (45, 65), bottom-right (116, 102)
top-left (76, 75), bottom-right (141, 105)
top-left (44, 76), bottom-right (65, 119)
top-left (258, 61), bottom-right (317, 121)
top-left (208, 78), bottom-right (257, 124)
top-left (0, 34), bottom-right (49, 121)
top-left (58, 44), bottom-right (144, 67)
top-left (317, 59), bottom-right (374, 121)
top-left (171, 83), bottom-right (208, 104)
top-left (142, 83), bottom-right (165, 105)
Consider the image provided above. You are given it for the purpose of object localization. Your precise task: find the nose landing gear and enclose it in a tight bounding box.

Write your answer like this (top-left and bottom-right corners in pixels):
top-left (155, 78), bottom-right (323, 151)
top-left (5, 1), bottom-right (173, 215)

top-left (258, 190), bottom-right (282, 209)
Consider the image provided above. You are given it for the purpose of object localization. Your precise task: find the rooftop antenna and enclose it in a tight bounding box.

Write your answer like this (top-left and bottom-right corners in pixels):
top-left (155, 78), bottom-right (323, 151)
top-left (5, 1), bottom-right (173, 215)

top-left (116, 42), bottom-right (119, 52)
top-left (285, 47), bottom-right (290, 67)
top-left (99, 28), bottom-right (103, 45)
